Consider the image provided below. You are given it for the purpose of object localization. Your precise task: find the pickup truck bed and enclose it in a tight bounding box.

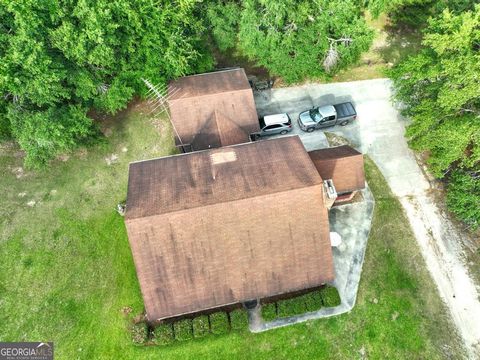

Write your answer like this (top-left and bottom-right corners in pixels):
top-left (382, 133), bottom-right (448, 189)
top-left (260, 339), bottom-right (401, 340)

top-left (334, 102), bottom-right (356, 119)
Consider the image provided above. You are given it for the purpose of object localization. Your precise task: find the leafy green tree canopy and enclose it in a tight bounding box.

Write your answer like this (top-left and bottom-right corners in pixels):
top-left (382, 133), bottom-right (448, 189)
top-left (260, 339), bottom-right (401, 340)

top-left (366, 0), bottom-right (476, 25)
top-left (389, 5), bottom-right (480, 227)
top-left (207, 0), bottom-right (374, 83)
top-left (206, 1), bottom-right (240, 52)
top-left (0, 0), bottom-right (212, 167)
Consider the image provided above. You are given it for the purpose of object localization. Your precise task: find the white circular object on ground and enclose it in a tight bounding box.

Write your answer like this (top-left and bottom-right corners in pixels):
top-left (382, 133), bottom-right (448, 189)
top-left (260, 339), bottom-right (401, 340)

top-left (330, 232), bottom-right (342, 247)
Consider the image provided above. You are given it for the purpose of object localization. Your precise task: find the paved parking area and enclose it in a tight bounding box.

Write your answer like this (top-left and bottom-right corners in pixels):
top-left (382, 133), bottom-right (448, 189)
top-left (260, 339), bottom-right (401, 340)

top-left (254, 78), bottom-right (428, 196)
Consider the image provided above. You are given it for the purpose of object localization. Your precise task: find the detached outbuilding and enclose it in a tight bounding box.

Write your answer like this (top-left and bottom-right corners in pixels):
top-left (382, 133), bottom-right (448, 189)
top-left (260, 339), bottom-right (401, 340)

top-left (125, 136), bottom-right (335, 322)
top-left (167, 68), bottom-right (260, 152)
top-left (308, 145), bottom-right (365, 202)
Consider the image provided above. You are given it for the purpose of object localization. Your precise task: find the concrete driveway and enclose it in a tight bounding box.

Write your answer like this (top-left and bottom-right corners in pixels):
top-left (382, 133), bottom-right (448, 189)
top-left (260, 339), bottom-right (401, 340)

top-left (255, 79), bottom-right (424, 193)
top-left (254, 79), bottom-right (480, 358)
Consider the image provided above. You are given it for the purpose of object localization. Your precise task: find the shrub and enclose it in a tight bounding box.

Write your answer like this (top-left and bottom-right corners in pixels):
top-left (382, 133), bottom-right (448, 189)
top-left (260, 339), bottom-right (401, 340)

top-left (192, 315), bottom-right (210, 338)
top-left (277, 296), bottom-right (307, 318)
top-left (152, 323), bottom-right (174, 345)
top-left (260, 303), bottom-right (277, 322)
top-left (229, 309), bottom-right (249, 331)
top-left (209, 312), bottom-right (229, 335)
top-left (173, 319), bottom-right (193, 341)
top-left (303, 290), bottom-right (323, 312)
top-left (8, 105), bottom-right (93, 168)
top-left (131, 322), bottom-right (148, 345)
top-left (446, 170), bottom-right (480, 230)
top-left (320, 286), bottom-right (341, 307)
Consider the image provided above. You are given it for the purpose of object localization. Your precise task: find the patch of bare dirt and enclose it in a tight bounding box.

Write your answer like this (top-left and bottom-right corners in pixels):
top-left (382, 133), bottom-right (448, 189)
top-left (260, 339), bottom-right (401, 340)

top-left (0, 141), bottom-right (16, 156)
top-left (150, 116), bottom-right (168, 133)
top-left (57, 154), bottom-right (70, 162)
top-left (324, 132), bottom-right (353, 147)
top-left (105, 154), bottom-right (118, 165)
top-left (102, 128), bottom-right (113, 137)
top-left (11, 166), bottom-right (24, 179)
top-left (121, 307), bottom-right (133, 317)
top-left (76, 147), bottom-right (88, 159)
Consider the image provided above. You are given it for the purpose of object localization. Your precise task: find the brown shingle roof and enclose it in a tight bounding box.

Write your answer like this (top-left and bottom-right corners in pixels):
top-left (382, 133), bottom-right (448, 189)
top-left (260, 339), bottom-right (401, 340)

top-left (126, 136), bottom-right (322, 219)
top-left (189, 111), bottom-right (223, 150)
top-left (125, 136), bottom-right (334, 321)
top-left (167, 68), bottom-right (260, 150)
top-left (169, 68), bottom-right (251, 99)
top-left (308, 145), bottom-right (365, 194)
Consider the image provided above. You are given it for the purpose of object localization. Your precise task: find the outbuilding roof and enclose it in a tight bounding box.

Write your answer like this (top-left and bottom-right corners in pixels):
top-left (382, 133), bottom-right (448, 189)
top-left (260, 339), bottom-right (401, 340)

top-left (125, 136), bottom-right (335, 321)
top-left (308, 145), bottom-right (365, 194)
top-left (167, 68), bottom-right (260, 150)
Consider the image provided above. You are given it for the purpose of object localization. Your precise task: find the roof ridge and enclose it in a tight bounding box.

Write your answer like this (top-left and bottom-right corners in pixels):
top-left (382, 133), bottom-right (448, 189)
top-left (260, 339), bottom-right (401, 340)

top-left (168, 87), bottom-right (252, 101)
top-left (125, 183), bottom-right (324, 221)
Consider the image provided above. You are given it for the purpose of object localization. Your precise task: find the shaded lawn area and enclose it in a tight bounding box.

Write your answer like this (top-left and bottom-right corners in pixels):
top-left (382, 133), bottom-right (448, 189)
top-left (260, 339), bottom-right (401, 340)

top-left (332, 12), bottom-right (422, 82)
top-left (0, 105), bottom-right (463, 359)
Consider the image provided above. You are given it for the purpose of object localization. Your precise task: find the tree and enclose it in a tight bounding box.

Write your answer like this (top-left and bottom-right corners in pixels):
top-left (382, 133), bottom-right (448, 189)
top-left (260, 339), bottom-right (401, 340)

top-left (207, 0), bottom-right (374, 83)
top-left (206, 1), bottom-right (240, 52)
top-left (365, 0), bottom-right (423, 19)
top-left (389, 5), bottom-right (480, 228)
top-left (0, 0), bottom-right (213, 167)
top-left (365, 0), bottom-right (476, 25)
top-left (446, 170), bottom-right (480, 229)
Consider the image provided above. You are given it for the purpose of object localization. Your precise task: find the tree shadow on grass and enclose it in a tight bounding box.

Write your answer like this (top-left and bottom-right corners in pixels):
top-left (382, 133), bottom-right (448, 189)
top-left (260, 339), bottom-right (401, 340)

top-left (376, 23), bottom-right (423, 66)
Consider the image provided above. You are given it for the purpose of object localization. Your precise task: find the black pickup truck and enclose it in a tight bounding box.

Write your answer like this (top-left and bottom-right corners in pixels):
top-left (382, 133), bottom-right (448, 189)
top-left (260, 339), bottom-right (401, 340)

top-left (298, 102), bottom-right (357, 132)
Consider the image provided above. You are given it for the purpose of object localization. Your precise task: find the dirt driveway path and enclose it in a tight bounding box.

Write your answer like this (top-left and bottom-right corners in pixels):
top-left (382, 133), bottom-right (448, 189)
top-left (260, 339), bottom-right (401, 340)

top-left (254, 78), bottom-right (480, 358)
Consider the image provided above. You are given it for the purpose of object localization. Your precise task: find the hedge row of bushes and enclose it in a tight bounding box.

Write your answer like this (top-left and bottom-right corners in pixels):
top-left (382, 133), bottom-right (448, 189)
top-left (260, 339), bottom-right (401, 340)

top-left (261, 286), bottom-right (341, 321)
top-left (132, 308), bottom-right (250, 346)
top-left (132, 287), bottom-right (341, 344)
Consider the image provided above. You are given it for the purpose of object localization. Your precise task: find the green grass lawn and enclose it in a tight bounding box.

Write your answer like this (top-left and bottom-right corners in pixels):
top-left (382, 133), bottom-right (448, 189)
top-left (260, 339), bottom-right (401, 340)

top-left (0, 105), bottom-right (464, 359)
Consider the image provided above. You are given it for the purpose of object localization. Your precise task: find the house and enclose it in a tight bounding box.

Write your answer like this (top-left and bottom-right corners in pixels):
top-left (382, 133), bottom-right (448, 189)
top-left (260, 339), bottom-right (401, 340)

top-left (308, 145), bottom-right (365, 202)
top-left (167, 68), bottom-right (260, 152)
top-left (124, 136), bottom-right (334, 322)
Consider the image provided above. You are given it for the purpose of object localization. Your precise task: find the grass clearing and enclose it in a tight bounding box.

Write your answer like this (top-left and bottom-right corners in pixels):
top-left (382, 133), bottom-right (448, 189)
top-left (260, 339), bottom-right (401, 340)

top-left (0, 106), bottom-right (464, 359)
top-left (332, 12), bottom-right (422, 82)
